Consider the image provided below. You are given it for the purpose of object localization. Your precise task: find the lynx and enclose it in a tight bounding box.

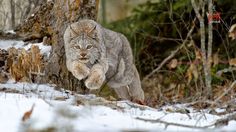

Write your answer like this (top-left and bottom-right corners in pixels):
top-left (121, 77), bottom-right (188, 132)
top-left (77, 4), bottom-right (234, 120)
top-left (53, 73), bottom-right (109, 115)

top-left (63, 19), bottom-right (144, 101)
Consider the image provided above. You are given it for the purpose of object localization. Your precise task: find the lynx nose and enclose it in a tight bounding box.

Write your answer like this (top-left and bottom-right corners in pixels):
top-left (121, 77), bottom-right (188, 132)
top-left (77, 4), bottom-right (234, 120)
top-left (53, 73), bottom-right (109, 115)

top-left (80, 53), bottom-right (87, 57)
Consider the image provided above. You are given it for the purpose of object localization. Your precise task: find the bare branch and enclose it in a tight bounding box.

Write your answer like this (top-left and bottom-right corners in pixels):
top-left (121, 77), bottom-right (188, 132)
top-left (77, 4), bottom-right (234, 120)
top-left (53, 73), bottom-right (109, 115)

top-left (191, 0), bottom-right (202, 20)
top-left (213, 112), bottom-right (236, 128)
top-left (136, 117), bottom-right (214, 130)
top-left (142, 19), bottom-right (196, 82)
top-left (214, 80), bottom-right (236, 103)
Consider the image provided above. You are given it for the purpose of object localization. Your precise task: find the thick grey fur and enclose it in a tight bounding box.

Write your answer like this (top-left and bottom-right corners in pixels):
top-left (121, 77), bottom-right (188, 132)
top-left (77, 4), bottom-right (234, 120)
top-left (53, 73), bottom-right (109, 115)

top-left (63, 19), bottom-right (144, 101)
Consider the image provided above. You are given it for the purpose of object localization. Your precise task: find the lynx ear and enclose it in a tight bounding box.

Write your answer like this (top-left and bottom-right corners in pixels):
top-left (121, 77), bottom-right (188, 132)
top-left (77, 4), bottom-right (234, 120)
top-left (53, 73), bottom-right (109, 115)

top-left (88, 25), bottom-right (96, 34)
top-left (69, 25), bottom-right (80, 36)
top-left (88, 25), bottom-right (98, 40)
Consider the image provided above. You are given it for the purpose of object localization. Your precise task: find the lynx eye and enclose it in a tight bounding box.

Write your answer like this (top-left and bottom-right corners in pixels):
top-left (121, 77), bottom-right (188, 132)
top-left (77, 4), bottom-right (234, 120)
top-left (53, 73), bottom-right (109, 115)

top-left (92, 37), bottom-right (97, 40)
top-left (86, 45), bottom-right (93, 49)
top-left (73, 45), bottom-right (81, 49)
top-left (90, 34), bottom-right (97, 41)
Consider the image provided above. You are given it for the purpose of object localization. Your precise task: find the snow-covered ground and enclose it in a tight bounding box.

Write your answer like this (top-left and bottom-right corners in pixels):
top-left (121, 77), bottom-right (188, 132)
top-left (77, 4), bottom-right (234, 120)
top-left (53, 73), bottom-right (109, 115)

top-left (0, 39), bottom-right (51, 57)
top-left (0, 82), bottom-right (236, 132)
top-left (0, 38), bottom-right (236, 131)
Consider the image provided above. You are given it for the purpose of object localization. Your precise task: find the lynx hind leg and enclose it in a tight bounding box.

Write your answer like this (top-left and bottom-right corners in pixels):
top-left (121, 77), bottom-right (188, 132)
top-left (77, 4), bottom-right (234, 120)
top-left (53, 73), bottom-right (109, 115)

top-left (128, 67), bottom-right (145, 101)
top-left (113, 86), bottom-right (131, 100)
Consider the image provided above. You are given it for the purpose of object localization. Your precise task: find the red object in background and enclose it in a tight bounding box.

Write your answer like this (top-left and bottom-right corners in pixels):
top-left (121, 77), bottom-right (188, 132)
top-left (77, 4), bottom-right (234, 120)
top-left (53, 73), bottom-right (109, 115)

top-left (208, 12), bottom-right (221, 23)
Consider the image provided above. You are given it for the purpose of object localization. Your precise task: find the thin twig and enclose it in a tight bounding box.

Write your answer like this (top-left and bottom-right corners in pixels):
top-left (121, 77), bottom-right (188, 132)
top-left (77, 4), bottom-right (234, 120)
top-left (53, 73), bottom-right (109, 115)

top-left (213, 112), bottom-right (236, 128)
top-left (216, 67), bottom-right (236, 77)
top-left (214, 80), bottom-right (236, 103)
top-left (29, 71), bottom-right (45, 76)
top-left (123, 101), bottom-right (156, 111)
top-left (136, 117), bottom-right (214, 130)
top-left (137, 32), bottom-right (183, 42)
top-left (142, 19), bottom-right (196, 82)
top-left (74, 94), bottom-right (123, 110)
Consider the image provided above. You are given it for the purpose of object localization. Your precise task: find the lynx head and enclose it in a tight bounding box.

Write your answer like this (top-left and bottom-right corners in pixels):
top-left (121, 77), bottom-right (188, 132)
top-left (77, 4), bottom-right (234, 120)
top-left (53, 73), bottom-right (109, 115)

top-left (64, 19), bottom-right (106, 64)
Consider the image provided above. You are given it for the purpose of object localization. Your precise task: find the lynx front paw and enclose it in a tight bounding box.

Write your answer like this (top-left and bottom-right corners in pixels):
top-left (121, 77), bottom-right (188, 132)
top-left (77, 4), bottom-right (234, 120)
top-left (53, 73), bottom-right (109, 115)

top-left (85, 70), bottom-right (105, 89)
top-left (71, 63), bottom-right (90, 80)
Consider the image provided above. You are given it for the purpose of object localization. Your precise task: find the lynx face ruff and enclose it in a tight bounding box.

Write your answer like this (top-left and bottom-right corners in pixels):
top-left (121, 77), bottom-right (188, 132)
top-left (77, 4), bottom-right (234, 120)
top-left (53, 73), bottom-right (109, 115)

top-left (64, 19), bottom-right (144, 101)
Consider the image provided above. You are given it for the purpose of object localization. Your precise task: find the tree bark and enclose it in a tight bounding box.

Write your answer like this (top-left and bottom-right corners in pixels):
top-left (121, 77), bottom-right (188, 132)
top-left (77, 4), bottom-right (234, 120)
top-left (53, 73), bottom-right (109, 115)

top-left (207, 0), bottom-right (213, 99)
top-left (10, 0), bottom-right (15, 29)
top-left (15, 0), bottom-right (99, 92)
top-left (191, 0), bottom-right (212, 99)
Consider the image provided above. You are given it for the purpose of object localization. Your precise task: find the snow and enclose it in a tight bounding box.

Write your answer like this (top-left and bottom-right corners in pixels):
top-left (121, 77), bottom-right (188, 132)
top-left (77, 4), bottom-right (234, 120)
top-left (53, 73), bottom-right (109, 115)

top-left (222, 121), bottom-right (236, 130)
top-left (0, 40), bottom-right (25, 50)
top-left (0, 40), bottom-right (51, 57)
top-left (23, 42), bottom-right (52, 57)
top-left (0, 94), bottom-right (52, 132)
top-left (1, 40), bottom-right (236, 131)
top-left (0, 82), bottom-right (236, 132)
top-left (5, 30), bottom-right (16, 34)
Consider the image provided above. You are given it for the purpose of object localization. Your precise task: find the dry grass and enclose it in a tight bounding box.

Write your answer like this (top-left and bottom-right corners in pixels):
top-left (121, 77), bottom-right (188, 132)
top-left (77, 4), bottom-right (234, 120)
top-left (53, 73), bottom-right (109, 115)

top-left (7, 45), bottom-right (44, 82)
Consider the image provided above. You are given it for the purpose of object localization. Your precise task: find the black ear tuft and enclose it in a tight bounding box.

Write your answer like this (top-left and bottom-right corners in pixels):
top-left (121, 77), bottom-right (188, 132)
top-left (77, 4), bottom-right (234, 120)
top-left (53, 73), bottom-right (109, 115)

top-left (88, 25), bottom-right (96, 33)
top-left (69, 25), bottom-right (79, 36)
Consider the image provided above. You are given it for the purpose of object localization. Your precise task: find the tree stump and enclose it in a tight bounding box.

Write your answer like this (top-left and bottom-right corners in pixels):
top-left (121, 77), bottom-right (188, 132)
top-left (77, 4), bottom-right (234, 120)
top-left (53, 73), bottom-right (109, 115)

top-left (15, 0), bottom-right (99, 92)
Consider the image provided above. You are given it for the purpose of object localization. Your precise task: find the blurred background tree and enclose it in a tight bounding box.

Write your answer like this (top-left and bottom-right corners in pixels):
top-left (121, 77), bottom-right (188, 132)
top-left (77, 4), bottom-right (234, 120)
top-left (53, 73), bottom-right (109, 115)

top-left (0, 0), bottom-right (46, 30)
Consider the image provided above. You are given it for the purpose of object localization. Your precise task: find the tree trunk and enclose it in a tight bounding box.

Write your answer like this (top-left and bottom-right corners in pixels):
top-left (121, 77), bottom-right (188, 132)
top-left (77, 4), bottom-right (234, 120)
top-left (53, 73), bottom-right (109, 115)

top-left (191, 0), bottom-right (212, 99)
top-left (207, 0), bottom-right (213, 99)
top-left (10, 0), bottom-right (15, 29)
top-left (15, 0), bottom-right (99, 92)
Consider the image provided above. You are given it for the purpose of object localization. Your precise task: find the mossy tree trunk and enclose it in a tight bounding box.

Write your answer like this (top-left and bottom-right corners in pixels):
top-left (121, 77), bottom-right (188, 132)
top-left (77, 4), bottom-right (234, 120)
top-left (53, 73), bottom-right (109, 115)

top-left (15, 0), bottom-right (99, 92)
